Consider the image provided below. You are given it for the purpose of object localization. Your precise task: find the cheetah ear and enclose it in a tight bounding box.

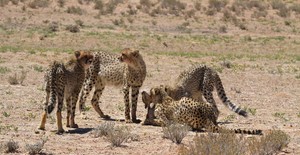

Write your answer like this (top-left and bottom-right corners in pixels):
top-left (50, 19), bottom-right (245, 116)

top-left (133, 50), bottom-right (139, 57)
top-left (75, 51), bottom-right (81, 59)
top-left (142, 91), bottom-right (151, 109)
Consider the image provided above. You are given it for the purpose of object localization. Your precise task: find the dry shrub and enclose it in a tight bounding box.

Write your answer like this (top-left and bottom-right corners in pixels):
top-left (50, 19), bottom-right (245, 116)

top-left (25, 138), bottom-right (47, 155)
top-left (0, 0), bottom-right (10, 7)
top-left (246, 0), bottom-right (267, 11)
top-left (91, 122), bottom-right (115, 138)
top-left (8, 71), bottom-right (27, 85)
top-left (106, 125), bottom-right (131, 147)
top-left (140, 0), bottom-right (151, 8)
top-left (248, 130), bottom-right (290, 155)
top-left (208, 0), bottom-right (228, 12)
top-left (0, 139), bottom-right (19, 153)
top-left (290, 3), bottom-right (300, 14)
top-left (66, 25), bottom-right (80, 33)
top-left (58, 0), bottom-right (65, 8)
top-left (251, 10), bottom-right (268, 18)
top-left (94, 0), bottom-right (103, 10)
top-left (179, 130), bottom-right (289, 155)
top-left (28, 0), bottom-right (50, 9)
top-left (162, 123), bottom-right (191, 144)
top-left (48, 21), bottom-right (59, 32)
top-left (66, 6), bottom-right (85, 15)
top-left (270, 0), bottom-right (290, 17)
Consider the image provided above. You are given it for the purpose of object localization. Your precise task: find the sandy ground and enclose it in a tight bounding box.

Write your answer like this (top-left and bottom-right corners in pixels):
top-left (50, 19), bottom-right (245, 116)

top-left (0, 0), bottom-right (300, 154)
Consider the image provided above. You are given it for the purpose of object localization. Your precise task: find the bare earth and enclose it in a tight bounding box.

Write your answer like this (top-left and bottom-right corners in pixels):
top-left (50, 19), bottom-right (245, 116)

top-left (0, 0), bottom-right (300, 154)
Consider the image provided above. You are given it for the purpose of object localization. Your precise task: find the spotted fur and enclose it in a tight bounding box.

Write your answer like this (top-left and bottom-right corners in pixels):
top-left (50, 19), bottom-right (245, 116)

top-left (142, 86), bottom-right (261, 135)
top-left (39, 51), bottom-right (93, 134)
top-left (79, 48), bottom-right (147, 123)
top-left (163, 64), bottom-right (247, 118)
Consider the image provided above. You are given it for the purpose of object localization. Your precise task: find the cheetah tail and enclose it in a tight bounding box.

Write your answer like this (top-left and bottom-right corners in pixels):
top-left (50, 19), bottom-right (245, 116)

top-left (214, 73), bottom-right (248, 117)
top-left (233, 128), bottom-right (263, 135)
top-left (47, 62), bottom-right (60, 114)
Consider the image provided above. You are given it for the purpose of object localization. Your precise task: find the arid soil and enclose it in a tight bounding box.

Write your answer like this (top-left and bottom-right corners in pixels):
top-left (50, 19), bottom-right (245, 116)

top-left (0, 0), bottom-right (300, 154)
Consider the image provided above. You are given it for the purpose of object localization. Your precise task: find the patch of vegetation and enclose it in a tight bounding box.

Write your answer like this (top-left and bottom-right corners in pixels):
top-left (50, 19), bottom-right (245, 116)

top-left (57, 0), bottom-right (65, 8)
top-left (106, 125), bottom-right (131, 147)
top-left (179, 131), bottom-right (246, 155)
top-left (273, 112), bottom-right (289, 121)
top-left (32, 65), bottom-right (43, 72)
top-left (162, 122), bottom-right (191, 144)
top-left (0, 66), bottom-right (11, 74)
top-left (0, 139), bottom-right (19, 153)
top-left (248, 130), bottom-right (290, 155)
top-left (66, 6), bottom-right (85, 15)
top-left (8, 71), bottom-right (27, 85)
top-left (92, 122), bottom-right (115, 138)
top-left (2, 111), bottom-right (10, 117)
top-left (66, 25), bottom-right (80, 33)
top-left (28, 0), bottom-right (50, 9)
top-left (179, 130), bottom-right (289, 155)
top-left (208, 0), bottom-right (228, 12)
top-left (25, 137), bottom-right (47, 155)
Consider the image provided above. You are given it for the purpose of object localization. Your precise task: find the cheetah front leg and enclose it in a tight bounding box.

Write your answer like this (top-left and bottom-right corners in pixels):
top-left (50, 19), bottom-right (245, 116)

top-left (90, 80), bottom-right (110, 119)
top-left (123, 86), bottom-right (131, 123)
top-left (131, 86), bottom-right (141, 123)
top-left (66, 95), bottom-right (79, 128)
top-left (56, 91), bottom-right (65, 134)
top-left (38, 88), bottom-right (50, 130)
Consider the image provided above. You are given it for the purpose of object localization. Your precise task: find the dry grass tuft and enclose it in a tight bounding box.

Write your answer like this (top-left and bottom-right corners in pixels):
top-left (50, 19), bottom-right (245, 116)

top-left (162, 122), bottom-right (191, 144)
top-left (25, 137), bottom-right (47, 155)
top-left (248, 130), bottom-right (290, 155)
top-left (0, 139), bottom-right (19, 153)
top-left (91, 122), bottom-right (115, 138)
top-left (8, 71), bottom-right (27, 85)
top-left (106, 125), bottom-right (131, 147)
top-left (179, 130), bottom-right (289, 155)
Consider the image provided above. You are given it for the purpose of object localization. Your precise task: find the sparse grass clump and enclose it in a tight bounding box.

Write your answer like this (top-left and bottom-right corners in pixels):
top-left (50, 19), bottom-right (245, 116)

top-left (25, 138), bottom-right (47, 155)
top-left (162, 122), bottom-right (191, 144)
top-left (92, 122), bottom-right (115, 138)
top-left (28, 0), bottom-right (50, 9)
top-left (179, 130), bottom-right (289, 155)
top-left (66, 25), bottom-right (80, 33)
top-left (66, 6), bottom-right (85, 15)
top-left (106, 125), bottom-right (131, 147)
top-left (57, 0), bottom-right (65, 8)
top-left (208, 0), bottom-right (228, 12)
top-left (0, 66), bottom-right (11, 74)
top-left (179, 131), bottom-right (246, 155)
top-left (93, 122), bottom-right (131, 147)
top-left (249, 130), bottom-right (290, 155)
top-left (0, 139), bottom-right (19, 153)
top-left (8, 71), bottom-right (27, 85)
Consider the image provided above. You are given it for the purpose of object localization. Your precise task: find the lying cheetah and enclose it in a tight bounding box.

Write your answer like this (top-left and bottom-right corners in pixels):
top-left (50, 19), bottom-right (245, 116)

top-left (142, 86), bottom-right (262, 135)
top-left (39, 51), bottom-right (94, 134)
top-left (163, 64), bottom-right (247, 118)
top-left (79, 48), bottom-right (147, 123)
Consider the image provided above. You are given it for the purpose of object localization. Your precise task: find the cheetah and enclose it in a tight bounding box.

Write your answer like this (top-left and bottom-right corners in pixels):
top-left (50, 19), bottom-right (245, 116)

top-left (78, 48), bottom-right (147, 123)
top-left (39, 51), bottom-right (94, 134)
top-left (162, 64), bottom-right (247, 118)
top-left (142, 86), bottom-right (262, 135)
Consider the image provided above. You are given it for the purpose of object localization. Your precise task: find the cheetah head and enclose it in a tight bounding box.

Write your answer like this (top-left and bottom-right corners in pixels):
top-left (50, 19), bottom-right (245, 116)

top-left (142, 86), bottom-right (168, 122)
top-left (118, 48), bottom-right (142, 69)
top-left (75, 50), bottom-right (94, 70)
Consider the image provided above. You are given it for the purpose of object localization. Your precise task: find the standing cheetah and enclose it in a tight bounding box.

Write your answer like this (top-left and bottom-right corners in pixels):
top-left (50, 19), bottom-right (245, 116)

top-left (142, 86), bottom-right (261, 135)
top-left (39, 51), bottom-right (94, 134)
top-left (163, 64), bottom-right (247, 118)
top-left (78, 48), bottom-right (147, 123)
